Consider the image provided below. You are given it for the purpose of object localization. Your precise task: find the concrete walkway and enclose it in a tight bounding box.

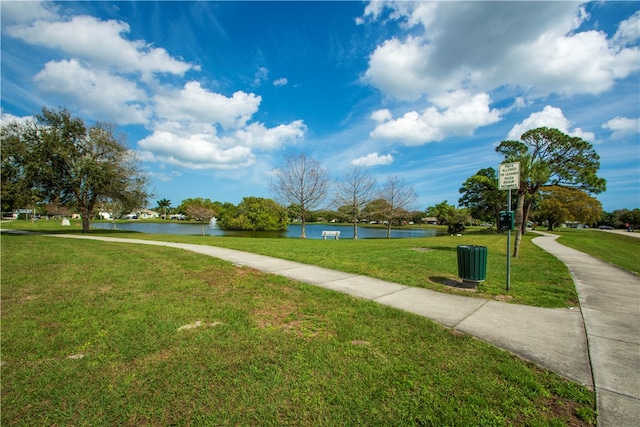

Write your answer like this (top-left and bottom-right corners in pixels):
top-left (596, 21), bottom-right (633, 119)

top-left (40, 233), bottom-right (639, 425)
top-left (532, 232), bottom-right (639, 427)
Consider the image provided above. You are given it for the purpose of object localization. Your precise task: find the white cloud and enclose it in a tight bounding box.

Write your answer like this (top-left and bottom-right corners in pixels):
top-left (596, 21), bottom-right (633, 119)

top-left (6, 14), bottom-right (196, 76)
top-left (34, 59), bottom-right (149, 125)
top-left (1, 1), bottom-right (59, 25)
top-left (613, 11), bottom-right (640, 46)
top-left (602, 117), bottom-right (640, 139)
top-left (154, 82), bottom-right (261, 129)
top-left (233, 121), bottom-right (306, 150)
top-left (3, 3), bottom-right (199, 127)
top-left (507, 30), bottom-right (639, 96)
top-left (253, 67), bottom-right (269, 86)
top-left (507, 106), bottom-right (596, 142)
top-left (138, 131), bottom-right (256, 170)
top-left (362, 2), bottom-right (639, 99)
top-left (364, 36), bottom-right (439, 101)
top-left (140, 82), bottom-right (306, 170)
top-left (370, 91), bottom-right (501, 145)
top-left (147, 170), bottom-right (182, 183)
top-left (273, 77), bottom-right (288, 87)
top-left (351, 152), bottom-right (394, 167)
top-left (370, 109), bottom-right (392, 122)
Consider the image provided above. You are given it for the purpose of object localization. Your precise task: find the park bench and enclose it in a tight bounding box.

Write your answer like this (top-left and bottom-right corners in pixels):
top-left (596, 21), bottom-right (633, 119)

top-left (322, 230), bottom-right (340, 240)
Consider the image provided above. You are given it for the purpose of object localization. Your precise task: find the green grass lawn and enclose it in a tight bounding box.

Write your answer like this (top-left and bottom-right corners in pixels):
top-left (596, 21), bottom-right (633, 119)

top-left (1, 233), bottom-right (595, 425)
top-left (3, 220), bottom-right (637, 308)
top-left (0, 220), bottom-right (585, 308)
top-left (95, 229), bottom-right (578, 308)
top-left (548, 228), bottom-right (639, 275)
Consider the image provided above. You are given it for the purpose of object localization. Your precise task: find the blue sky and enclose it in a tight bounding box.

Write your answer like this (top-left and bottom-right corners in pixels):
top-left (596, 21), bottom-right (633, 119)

top-left (1, 1), bottom-right (638, 212)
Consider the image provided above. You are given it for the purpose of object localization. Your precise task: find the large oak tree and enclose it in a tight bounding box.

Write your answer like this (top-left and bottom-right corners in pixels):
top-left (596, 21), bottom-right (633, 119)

top-left (496, 127), bottom-right (605, 257)
top-left (0, 107), bottom-right (149, 233)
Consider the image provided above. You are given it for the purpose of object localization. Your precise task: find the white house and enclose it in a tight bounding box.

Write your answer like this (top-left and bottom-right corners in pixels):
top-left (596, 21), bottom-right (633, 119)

top-left (138, 209), bottom-right (159, 219)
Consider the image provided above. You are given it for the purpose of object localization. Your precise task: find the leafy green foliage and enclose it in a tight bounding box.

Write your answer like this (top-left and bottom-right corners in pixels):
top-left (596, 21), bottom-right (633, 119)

top-left (619, 208), bottom-right (640, 229)
top-left (459, 167), bottom-right (507, 227)
top-left (0, 107), bottom-right (148, 232)
top-left (496, 127), bottom-right (605, 257)
top-left (156, 198), bottom-right (172, 219)
top-left (533, 187), bottom-right (602, 230)
top-left (426, 201), bottom-right (470, 233)
top-left (218, 197), bottom-right (288, 231)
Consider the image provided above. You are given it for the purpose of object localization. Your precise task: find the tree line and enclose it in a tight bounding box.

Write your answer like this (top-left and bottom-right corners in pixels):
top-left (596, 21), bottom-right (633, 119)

top-left (3, 107), bottom-right (634, 254)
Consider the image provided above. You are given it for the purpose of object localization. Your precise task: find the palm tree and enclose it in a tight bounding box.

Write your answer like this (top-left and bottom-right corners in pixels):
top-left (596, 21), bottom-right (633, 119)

top-left (157, 198), bottom-right (171, 220)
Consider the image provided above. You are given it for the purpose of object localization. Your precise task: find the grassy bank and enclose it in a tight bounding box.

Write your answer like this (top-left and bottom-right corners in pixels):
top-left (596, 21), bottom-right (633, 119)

top-left (1, 233), bottom-right (595, 425)
top-left (550, 228), bottom-right (639, 275)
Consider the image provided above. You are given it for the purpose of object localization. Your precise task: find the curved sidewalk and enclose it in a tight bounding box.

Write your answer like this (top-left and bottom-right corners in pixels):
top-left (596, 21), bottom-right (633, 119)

top-left (532, 232), bottom-right (639, 427)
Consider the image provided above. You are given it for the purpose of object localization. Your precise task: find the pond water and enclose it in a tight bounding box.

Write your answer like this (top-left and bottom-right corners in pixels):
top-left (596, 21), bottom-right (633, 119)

top-left (91, 222), bottom-right (446, 239)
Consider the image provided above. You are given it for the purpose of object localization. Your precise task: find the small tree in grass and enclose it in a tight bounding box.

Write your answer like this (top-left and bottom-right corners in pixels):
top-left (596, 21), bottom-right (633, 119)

top-left (270, 153), bottom-right (329, 239)
top-left (333, 165), bottom-right (376, 239)
top-left (378, 176), bottom-right (417, 239)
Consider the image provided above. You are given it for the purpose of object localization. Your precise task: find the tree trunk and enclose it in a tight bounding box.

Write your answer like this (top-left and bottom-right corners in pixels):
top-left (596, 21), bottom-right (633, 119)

top-left (300, 211), bottom-right (306, 239)
top-left (512, 192), bottom-right (525, 258)
top-left (353, 220), bottom-right (358, 240)
top-left (386, 220), bottom-right (392, 239)
top-left (521, 199), bottom-right (532, 236)
top-left (82, 209), bottom-right (91, 233)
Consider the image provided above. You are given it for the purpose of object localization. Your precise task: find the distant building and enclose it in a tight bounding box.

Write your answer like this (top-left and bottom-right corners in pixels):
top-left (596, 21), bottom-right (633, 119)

top-left (138, 209), bottom-right (159, 219)
top-left (422, 217), bottom-right (439, 225)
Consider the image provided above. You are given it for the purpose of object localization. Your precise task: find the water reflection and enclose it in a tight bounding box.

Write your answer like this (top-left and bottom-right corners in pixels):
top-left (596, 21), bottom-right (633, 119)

top-left (91, 222), bottom-right (446, 239)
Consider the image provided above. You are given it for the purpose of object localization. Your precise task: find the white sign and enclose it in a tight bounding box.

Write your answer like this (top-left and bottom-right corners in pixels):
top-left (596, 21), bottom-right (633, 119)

top-left (499, 162), bottom-right (520, 190)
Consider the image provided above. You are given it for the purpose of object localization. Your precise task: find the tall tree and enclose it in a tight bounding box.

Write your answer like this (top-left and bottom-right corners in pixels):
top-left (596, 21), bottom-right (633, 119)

top-left (496, 127), bottom-right (605, 257)
top-left (333, 165), bottom-right (377, 239)
top-left (157, 198), bottom-right (171, 219)
top-left (379, 176), bottom-right (417, 239)
top-left (0, 107), bottom-right (149, 232)
top-left (0, 119), bottom-right (42, 212)
top-left (270, 153), bottom-right (329, 238)
top-left (458, 167), bottom-right (506, 230)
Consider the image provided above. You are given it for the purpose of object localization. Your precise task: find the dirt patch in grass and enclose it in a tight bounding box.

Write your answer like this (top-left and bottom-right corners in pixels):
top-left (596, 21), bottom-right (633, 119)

top-left (177, 321), bottom-right (223, 331)
top-left (540, 396), bottom-right (595, 426)
top-left (253, 303), bottom-right (335, 339)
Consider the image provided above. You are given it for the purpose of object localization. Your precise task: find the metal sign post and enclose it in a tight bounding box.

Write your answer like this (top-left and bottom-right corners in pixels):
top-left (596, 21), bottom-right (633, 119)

top-left (499, 162), bottom-right (520, 291)
top-left (507, 189), bottom-right (512, 291)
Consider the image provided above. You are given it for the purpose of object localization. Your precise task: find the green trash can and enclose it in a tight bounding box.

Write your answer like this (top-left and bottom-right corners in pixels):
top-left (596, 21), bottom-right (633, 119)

top-left (457, 245), bottom-right (487, 283)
